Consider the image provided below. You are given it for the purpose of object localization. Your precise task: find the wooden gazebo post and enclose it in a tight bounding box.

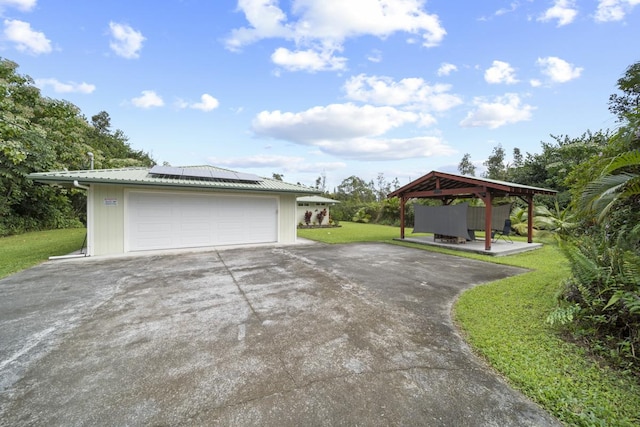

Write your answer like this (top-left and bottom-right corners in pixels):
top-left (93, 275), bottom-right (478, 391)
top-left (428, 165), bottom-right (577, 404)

top-left (482, 190), bottom-right (493, 251)
top-left (400, 195), bottom-right (406, 239)
top-left (527, 194), bottom-right (534, 243)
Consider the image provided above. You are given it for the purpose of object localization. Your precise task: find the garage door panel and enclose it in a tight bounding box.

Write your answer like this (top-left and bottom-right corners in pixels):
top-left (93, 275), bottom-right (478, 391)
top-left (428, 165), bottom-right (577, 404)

top-left (128, 192), bottom-right (277, 251)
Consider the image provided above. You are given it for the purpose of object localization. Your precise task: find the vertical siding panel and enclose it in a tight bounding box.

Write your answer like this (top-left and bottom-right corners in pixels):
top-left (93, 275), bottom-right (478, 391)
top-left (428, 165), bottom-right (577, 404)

top-left (279, 194), bottom-right (297, 243)
top-left (92, 184), bottom-right (124, 255)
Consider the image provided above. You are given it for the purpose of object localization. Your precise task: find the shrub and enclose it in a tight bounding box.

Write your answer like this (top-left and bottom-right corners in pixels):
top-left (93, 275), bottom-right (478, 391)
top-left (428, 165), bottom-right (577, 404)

top-left (548, 232), bottom-right (640, 374)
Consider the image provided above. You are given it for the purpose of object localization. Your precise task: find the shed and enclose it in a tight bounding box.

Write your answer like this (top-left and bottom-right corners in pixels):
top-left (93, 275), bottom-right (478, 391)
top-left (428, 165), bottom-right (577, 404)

top-left (388, 171), bottom-right (557, 251)
top-left (296, 195), bottom-right (340, 226)
top-left (28, 165), bottom-right (319, 256)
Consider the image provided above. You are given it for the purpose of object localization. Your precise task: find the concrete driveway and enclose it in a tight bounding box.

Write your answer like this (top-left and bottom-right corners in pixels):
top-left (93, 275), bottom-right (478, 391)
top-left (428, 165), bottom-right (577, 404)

top-left (0, 242), bottom-right (560, 426)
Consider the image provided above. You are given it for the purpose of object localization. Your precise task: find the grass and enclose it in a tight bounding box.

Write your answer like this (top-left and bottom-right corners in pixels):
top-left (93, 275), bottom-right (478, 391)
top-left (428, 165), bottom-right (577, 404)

top-left (299, 221), bottom-right (640, 426)
top-left (0, 228), bottom-right (86, 279)
top-left (297, 221), bottom-right (428, 243)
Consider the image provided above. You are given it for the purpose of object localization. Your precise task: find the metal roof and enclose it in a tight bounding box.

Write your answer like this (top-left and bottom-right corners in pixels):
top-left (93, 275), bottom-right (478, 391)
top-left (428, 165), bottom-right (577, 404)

top-left (388, 170), bottom-right (557, 199)
top-left (28, 166), bottom-right (320, 195)
top-left (297, 195), bottom-right (340, 204)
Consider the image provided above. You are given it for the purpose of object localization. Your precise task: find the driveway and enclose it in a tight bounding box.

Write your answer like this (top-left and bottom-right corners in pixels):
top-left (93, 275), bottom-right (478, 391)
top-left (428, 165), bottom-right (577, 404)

top-left (0, 242), bottom-right (560, 426)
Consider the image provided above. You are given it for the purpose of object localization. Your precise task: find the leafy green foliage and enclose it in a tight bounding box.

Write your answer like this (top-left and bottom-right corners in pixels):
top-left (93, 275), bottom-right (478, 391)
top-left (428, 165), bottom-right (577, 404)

top-left (351, 207), bottom-right (371, 223)
top-left (0, 57), bottom-right (153, 236)
top-left (609, 61), bottom-right (640, 122)
top-left (550, 233), bottom-right (640, 373)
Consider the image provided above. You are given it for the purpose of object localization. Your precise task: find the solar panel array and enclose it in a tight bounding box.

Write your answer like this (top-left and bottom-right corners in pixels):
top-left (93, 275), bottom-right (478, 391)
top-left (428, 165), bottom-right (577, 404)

top-left (149, 165), bottom-right (263, 183)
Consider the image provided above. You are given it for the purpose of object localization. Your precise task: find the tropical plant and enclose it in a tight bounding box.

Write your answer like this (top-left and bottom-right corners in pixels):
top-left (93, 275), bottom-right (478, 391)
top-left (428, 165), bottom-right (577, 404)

top-left (548, 234), bottom-right (640, 373)
top-left (316, 208), bottom-right (327, 225)
top-left (581, 148), bottom-right (640, 222)
top-left (352, 207), bottom-right (371, 223)
top-left (303, 210), bottom-right (312, 226)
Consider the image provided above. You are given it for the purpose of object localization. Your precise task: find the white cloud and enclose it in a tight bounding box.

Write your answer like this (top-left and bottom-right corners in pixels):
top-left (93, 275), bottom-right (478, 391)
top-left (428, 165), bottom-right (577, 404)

top-left (225, 0), bottom-right (292, 51)
top-left (460, 93), bottom-right (535, 129)
top-left (495, 2), bottom-right (519, 16)
top-left (34, 78), bottom-right (95, 94)
top-left (226, 0), bottom-right (446, 72)
top-left (108, 22), bottom-right (145, 59)
top-left (253, 103), bottom-right (418, 142)
top-left (536, 56), bottom-right (582, 83)
top-left (595, 0), bottom-right (640, 22)
top-left (343, 74), bottom-right (463, 112)
top-left (208, 154), bottom-right (346, 173)
top-left (189, 94), bottom-right (220, 111)
top-left (251, 102), bottom-right (454, 160)
top-left (271, 46), bottom-right (347, 72)
top-left (437, 62), bottom-right (457, 76)
top-left (538, 0), bottom-right (578, 26)
top-left (529, 79), bottom-right (542, 87)
top-left (0, 0), bottom-right (36, 12)
top-left (131, 90), bottom-right (164, 108)
top-left (367, 49), bottom-right (382, 63)
top-left (484, 60), bottom-right (519, 84)
top-left (315, 135), bottom-right (455, 160)
top-left (3, 19), bottom-right (51, 55)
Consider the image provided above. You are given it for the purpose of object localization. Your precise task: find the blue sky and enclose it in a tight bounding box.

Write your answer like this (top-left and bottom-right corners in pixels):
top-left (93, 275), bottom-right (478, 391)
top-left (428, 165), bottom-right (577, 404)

top-left (2, 0), bottom-right (639, 190)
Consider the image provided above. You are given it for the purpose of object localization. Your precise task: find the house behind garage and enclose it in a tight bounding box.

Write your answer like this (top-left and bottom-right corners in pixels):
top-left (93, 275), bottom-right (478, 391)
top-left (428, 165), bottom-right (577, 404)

top-left (296, 195), bottom-right (340, 225)
top-left (29, 165), bottom-right (319, 256)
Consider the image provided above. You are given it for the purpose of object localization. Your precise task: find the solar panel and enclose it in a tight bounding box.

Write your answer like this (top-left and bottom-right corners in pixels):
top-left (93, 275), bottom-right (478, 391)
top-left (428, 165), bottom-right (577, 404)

top-left (149, 165), bottom-right (262, 183)
top-left (149, 165), bottom-right (183, 176)
top-left (181, 168), bottom-right (213, 179)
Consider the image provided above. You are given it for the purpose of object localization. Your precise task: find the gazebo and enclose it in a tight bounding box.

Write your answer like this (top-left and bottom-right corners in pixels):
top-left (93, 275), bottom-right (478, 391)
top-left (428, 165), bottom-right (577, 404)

top-left (387, 171), bottom-right (557, 251)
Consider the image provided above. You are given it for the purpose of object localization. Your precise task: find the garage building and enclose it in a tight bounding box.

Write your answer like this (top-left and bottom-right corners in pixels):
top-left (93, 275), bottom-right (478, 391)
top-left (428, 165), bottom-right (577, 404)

top-left (29, 165), bottom-right (319, 256)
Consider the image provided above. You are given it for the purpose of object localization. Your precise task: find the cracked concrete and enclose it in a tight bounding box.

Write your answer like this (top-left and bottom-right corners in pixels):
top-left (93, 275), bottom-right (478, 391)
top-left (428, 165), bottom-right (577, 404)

top-left (0, 242), bottom-right (560, 426)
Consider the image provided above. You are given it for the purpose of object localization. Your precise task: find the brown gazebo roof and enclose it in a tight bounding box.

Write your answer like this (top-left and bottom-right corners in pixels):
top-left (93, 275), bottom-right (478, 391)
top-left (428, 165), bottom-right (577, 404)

top-left (388, 170), bottom-right (557, 200)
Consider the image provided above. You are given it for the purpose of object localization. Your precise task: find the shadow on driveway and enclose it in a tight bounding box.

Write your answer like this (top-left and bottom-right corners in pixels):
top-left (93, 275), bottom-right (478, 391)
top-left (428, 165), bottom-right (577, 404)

top-left (0, 242), bottom-right (560, 426)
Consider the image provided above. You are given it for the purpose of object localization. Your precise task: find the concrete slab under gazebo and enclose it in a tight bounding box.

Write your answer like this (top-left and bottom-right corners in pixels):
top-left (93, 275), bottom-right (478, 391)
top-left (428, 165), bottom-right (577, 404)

top-left (387, 171), bottom-right (557, 252)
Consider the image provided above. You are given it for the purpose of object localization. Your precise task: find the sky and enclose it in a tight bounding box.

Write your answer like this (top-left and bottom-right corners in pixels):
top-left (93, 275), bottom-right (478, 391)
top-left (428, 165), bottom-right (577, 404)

top-left (1, 0), bottom-right (639, 191)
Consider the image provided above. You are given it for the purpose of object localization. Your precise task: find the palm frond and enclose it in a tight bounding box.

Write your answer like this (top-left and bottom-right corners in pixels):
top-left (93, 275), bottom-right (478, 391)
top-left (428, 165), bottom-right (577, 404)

top-left (603, 150), bottom-right (640, 175)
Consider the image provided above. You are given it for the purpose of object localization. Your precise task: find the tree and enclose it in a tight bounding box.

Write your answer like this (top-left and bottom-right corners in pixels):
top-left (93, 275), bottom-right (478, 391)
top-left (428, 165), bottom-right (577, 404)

top-left (314, 173), bottom-right (326, 192)
top-left (336, 175), bottom-right (376, 203)
top-left (483, 144), bottom-right (507, 180)
top-left (374, 173), bottom-right (398, 201)
top-left (458, 153), bottom-right (476, 176)
top-left (0, 57), bottom-right (154, 235)
top-left (609, 61), bottom-right (640, 122)
top-left (512, 147), bottom-right (523, 169)
top-left (272, 173), bottom-right (283, 181)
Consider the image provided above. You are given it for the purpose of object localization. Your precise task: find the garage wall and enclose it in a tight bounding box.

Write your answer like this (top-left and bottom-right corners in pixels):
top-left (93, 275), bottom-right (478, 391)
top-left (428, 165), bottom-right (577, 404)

top-left (279, 194), bottom-right (297, 243)
top-left (90, 184), bottom-right (125, 256)
top-left (89, 185), bottom-right (300, 256)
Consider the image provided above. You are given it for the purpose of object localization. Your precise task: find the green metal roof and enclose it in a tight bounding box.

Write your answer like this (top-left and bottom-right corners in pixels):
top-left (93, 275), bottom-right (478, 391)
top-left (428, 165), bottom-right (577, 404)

top-left (297, 195), bottom-right (340, 204)
top-left (28, 166), bottom-right (320, 195)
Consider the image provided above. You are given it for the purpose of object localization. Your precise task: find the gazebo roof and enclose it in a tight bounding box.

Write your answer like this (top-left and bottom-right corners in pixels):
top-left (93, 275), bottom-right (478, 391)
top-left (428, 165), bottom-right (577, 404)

top-left (388, 170), bottom-right (557, 199)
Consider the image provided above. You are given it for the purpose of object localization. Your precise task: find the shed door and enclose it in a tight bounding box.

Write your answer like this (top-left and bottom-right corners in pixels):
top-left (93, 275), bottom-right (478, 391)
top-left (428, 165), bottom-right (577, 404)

top-left (127, 192), bottom-right (277, 251)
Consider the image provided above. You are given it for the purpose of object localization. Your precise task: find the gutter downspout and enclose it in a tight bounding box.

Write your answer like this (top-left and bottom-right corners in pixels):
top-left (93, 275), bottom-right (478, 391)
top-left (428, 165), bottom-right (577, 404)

top-left (49, 180), bottom-right (92, 259)
top-left (73, 180), bottom-right (89, 190)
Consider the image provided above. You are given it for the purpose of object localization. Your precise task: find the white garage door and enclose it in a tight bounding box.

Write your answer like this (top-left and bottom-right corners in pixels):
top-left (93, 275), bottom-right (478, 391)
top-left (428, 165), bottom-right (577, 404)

top-left (127, 192), bottom-right (277, 251)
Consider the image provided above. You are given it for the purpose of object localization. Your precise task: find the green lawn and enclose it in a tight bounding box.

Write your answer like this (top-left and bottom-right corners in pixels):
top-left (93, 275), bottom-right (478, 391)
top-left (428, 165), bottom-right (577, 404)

top-left (300, 222), bottom-right (640, 427)
top-left (0, 228), bottom-right (86, 279)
